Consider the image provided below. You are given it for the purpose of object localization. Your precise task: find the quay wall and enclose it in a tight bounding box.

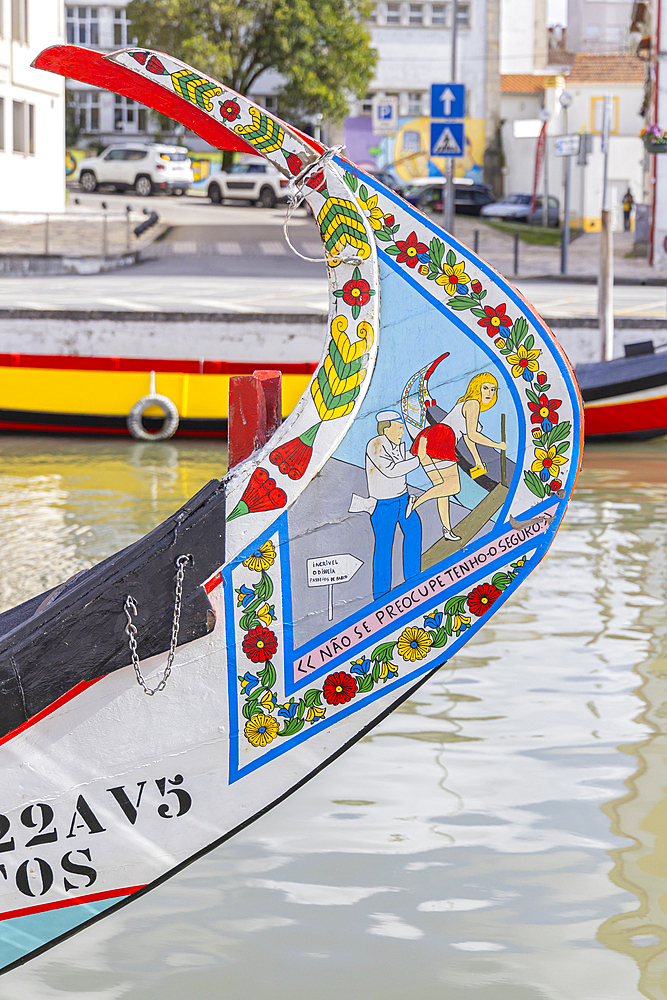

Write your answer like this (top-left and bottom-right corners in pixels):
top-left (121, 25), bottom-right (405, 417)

top-left (0, 311), bottom-right (662, 367)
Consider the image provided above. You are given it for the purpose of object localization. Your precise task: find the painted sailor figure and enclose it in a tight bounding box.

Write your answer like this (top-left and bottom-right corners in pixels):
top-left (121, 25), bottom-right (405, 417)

top-left (350, 409), bottom-right (422, 599)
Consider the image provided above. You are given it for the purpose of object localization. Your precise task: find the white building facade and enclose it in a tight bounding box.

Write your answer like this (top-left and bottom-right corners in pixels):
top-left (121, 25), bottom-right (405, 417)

top-left (0, 0), bottom-right (65, 212)
top-left (566, 0), bottom-right (634, 54)
top-left (499, 55), bottom-right (646, 232)
top-left (343, 0), bottom-right (501, 191)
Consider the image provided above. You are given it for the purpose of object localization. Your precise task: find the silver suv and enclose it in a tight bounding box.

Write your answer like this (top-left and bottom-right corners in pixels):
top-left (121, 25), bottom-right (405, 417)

top-left (77, 143), bottom-right (193, 196)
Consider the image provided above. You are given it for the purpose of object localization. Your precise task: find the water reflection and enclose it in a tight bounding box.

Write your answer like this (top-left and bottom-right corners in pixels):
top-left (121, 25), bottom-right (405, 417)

top-left (0, 437), bottom-right (665, 998)
top-left (0, 436), bottom-right (226, 612)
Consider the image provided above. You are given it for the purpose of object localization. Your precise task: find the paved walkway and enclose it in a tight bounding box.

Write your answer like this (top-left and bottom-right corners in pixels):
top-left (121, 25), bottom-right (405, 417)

top-left (451, 216), bottom-right (658, 283)
top-left (0, 274), bottom-right (662, 319)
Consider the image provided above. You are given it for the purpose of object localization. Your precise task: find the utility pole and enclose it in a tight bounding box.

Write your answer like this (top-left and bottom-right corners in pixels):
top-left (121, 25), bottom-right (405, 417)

top-left (598, 93), bottom-right (614, 361)
top-left (444, 0), bottom-right (459, 235)
top-left (559, 91), bottom-right (573, 275)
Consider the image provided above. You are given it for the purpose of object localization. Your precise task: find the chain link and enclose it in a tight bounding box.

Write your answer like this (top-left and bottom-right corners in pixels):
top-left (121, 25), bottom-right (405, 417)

top-left (124, 553), bottom-right (193, 696)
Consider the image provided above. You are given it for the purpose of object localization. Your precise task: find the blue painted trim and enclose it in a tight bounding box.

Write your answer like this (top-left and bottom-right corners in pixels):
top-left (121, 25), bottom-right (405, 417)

top-left (230, 547), bottom-right (541, 781)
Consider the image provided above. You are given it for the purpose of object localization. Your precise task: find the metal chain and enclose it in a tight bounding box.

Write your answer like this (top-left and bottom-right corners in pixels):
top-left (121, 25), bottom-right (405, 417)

top-left (124, 553), bottom-right (193, 696)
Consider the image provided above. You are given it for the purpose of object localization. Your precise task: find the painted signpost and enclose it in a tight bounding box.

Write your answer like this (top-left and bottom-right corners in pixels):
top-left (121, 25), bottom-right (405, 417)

top-left (0, 42), bottom-right (584, 973)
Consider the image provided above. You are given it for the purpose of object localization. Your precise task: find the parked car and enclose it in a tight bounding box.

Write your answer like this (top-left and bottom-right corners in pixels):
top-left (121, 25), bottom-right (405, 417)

top-left (480, 193), bottom-right (560, 227)
top-left (400, 177), bottom-right (495, 216)
top-left (527, 196), bottom-right (560, 227)
top-left (207, 155), bottom-right (290, 207)
top-left (77, 143), bottom-right (193, 196)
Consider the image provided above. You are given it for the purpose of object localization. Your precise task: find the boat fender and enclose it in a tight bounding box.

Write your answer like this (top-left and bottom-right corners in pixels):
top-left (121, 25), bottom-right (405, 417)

top-left (127, 393), bottom-right (179, 441)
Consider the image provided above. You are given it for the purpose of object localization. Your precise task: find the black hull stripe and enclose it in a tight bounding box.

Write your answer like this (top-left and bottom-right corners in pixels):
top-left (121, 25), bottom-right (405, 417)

top-left (0, 409), bottom-right (227, 437)
top-left (580, 372), bottom-right (667, 402)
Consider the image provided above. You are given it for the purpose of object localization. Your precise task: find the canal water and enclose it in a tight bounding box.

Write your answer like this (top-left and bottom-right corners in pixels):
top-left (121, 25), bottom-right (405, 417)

top-left (0, 436), bottom-right (666, 1000)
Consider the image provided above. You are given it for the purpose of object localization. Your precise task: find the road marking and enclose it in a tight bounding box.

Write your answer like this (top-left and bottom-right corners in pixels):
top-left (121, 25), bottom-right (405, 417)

top-left (259, 241), bottom-right (287, 256)
top-left (166, 241), bottom-right (198, 254)
top-left (214, 242), bottom-right (242, 255)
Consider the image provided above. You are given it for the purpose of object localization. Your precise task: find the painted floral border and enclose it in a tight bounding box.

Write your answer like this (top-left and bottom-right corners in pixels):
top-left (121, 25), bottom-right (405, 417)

top-left (343, 171), bottom-right (572, 501)
top-left (236, 543), bottom-right (527, 751)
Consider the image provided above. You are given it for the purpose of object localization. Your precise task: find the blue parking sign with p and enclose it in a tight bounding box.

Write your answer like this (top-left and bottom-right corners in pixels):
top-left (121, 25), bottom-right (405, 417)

top-left (430, 122), bottom-right (465, 158)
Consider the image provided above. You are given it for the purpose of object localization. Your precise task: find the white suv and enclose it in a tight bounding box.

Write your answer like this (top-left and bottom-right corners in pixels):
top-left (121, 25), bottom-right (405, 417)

top-left (77, 143), bottom-right (193, 196)
top-left (207, 155), bottom-right (290, 208)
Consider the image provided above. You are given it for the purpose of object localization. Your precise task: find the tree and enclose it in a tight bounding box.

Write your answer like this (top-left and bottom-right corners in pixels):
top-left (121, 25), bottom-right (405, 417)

top-left (125, 0), bottom-right (377, 125)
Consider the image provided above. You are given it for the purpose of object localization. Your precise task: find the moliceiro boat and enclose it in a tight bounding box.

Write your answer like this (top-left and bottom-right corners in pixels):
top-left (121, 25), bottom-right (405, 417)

top-left (0, 43), bottom-right (582, 972)
top-left (0, 352), bottom-right (315, 439)
top-left (577, 341), bottom-right (667, 440)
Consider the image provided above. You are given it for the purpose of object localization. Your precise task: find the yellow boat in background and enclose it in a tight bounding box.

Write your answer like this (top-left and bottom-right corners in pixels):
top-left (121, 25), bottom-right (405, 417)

top-left (0, 353), bottom-right (315, 437)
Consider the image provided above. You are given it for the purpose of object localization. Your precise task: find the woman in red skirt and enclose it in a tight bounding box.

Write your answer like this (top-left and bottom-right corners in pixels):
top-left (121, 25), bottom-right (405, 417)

top-left (406, 421), bottom-right (461, 541)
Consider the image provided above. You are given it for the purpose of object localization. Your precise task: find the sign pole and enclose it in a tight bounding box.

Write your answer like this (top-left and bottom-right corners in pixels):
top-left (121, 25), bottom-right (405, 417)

top-left (444, 0), bottom-right (459, 235)
top-left (598, 94), bottom-right (614, 361)
top-left (560, 153), bottom-right (571, 275)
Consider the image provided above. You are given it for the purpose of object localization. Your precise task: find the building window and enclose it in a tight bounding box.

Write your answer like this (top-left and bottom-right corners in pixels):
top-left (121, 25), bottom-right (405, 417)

top-left (66, 6), bottom-right (99, 46)
top-left (114, 95), bottom-right (147, 133)
top-left (386, 2), bottom-right (401, 24)
top-left (11, 0), bottom-right (28, 43)
top-left (407, 91), bottom-right (423, 115)
top-left (585, 23), bottom-right (601, 41)
top-left (361, 92), bottom-right (373, 115)
top-left (71, 90), bottom-right (100, 132)
top-left (456, 1), bottom-right (470, 27)
top-left (431, 3), bottom-right (446, 26)
top-left (255, 95), bottom-right (277, 112)
top-left (0, 99), bottom-right (4, 151)
top-left (368, 3), bottom-right (377, 22)
top-left (12, 100), bottom-right (34, 154)
top-left (114, 8), bottom-right (129, 47)
top-left (409, 3), bottom-right (423, 24)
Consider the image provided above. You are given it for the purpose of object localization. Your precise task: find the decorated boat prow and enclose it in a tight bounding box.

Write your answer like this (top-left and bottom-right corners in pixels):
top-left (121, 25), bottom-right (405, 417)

top-left (0, 43), bottom-right (583, 973)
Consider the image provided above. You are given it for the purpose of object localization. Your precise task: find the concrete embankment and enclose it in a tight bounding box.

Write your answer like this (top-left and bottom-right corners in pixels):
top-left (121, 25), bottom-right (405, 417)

top-left (0, 310), bottom-right (662, 367)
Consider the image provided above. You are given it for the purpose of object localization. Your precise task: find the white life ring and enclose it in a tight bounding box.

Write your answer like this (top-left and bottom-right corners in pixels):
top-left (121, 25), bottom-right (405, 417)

top-left (126, 393), bottom-right (179, 441)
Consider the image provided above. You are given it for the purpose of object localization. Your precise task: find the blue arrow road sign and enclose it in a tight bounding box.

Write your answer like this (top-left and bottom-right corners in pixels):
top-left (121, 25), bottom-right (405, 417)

top-left (431, 83), bottom-right (465, 119)
top-left (430, 121), bottom-right (465, 158)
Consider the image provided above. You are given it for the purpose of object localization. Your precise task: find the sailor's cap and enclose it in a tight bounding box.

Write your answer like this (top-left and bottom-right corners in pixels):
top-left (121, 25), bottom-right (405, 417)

top-left (376, 409), bottom-right (402, 422)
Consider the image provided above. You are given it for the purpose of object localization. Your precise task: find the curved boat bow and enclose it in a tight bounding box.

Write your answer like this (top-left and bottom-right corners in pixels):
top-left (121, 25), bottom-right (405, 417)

top-left (0, 44), bottom-right (584, 971)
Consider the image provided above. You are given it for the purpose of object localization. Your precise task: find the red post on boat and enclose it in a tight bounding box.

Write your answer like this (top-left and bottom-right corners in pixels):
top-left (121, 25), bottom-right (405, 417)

top-left (228, 370), bottom-right (282, 469)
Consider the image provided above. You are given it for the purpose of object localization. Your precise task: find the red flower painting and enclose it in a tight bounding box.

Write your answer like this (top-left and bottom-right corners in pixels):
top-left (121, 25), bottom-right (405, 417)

top-left (528, 394), bottom-right (561, 429)
top-left (129, 52), bottom-right (168, 75)
top-left (323, 671), bottom-right (357, 706)
top-left (226, 468), bottom-right (287, 521)
top-left (395, 231), bottom-right (429, 269)
top-left (477, 304), bottom-right (512, 334)
top-left (467, 582), bottom-right (501, 617)
top-left (550, 478), bottom-right (563, 492)
top-left (270, 424), bottom-right (321, 480)
top-left (284, 152), bottom-right (303, 175)
top-left (219, 99), bottom-right (240, 122)
top-left (305, 170), bottom-right (327, 192)
top-left (471, 279), bottom-right (483, 294)
top-left (384, 214), bottom-right (395, 227)
top-left (333, 266), bottom-right (376, 319)
top-left (242, 626), bottom-right (278, 664)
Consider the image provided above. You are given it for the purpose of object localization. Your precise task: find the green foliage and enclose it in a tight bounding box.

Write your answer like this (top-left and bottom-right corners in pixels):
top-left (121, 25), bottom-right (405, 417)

top-left (524, 470), bottom-right (547, 498)
top-left (126, 0), bottom-right (377, 123)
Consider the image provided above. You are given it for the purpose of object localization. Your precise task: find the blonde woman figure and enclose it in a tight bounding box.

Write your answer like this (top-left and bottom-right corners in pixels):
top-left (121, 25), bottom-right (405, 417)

top-left (406, 372), bottom-right (506, 540)
top-left (442, 372), bottom-right (505, 479)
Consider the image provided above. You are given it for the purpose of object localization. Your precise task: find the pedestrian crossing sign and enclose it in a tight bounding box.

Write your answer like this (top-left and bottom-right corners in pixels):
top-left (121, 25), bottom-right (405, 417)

top-left (430, 122), bottom-right (465, 158)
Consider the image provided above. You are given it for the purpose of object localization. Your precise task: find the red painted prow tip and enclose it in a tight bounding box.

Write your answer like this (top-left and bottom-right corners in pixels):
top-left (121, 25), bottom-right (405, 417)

top-left (32, 45), bottom-right (326, 159)
top-left (228, 371), bottom-right (282, 470)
